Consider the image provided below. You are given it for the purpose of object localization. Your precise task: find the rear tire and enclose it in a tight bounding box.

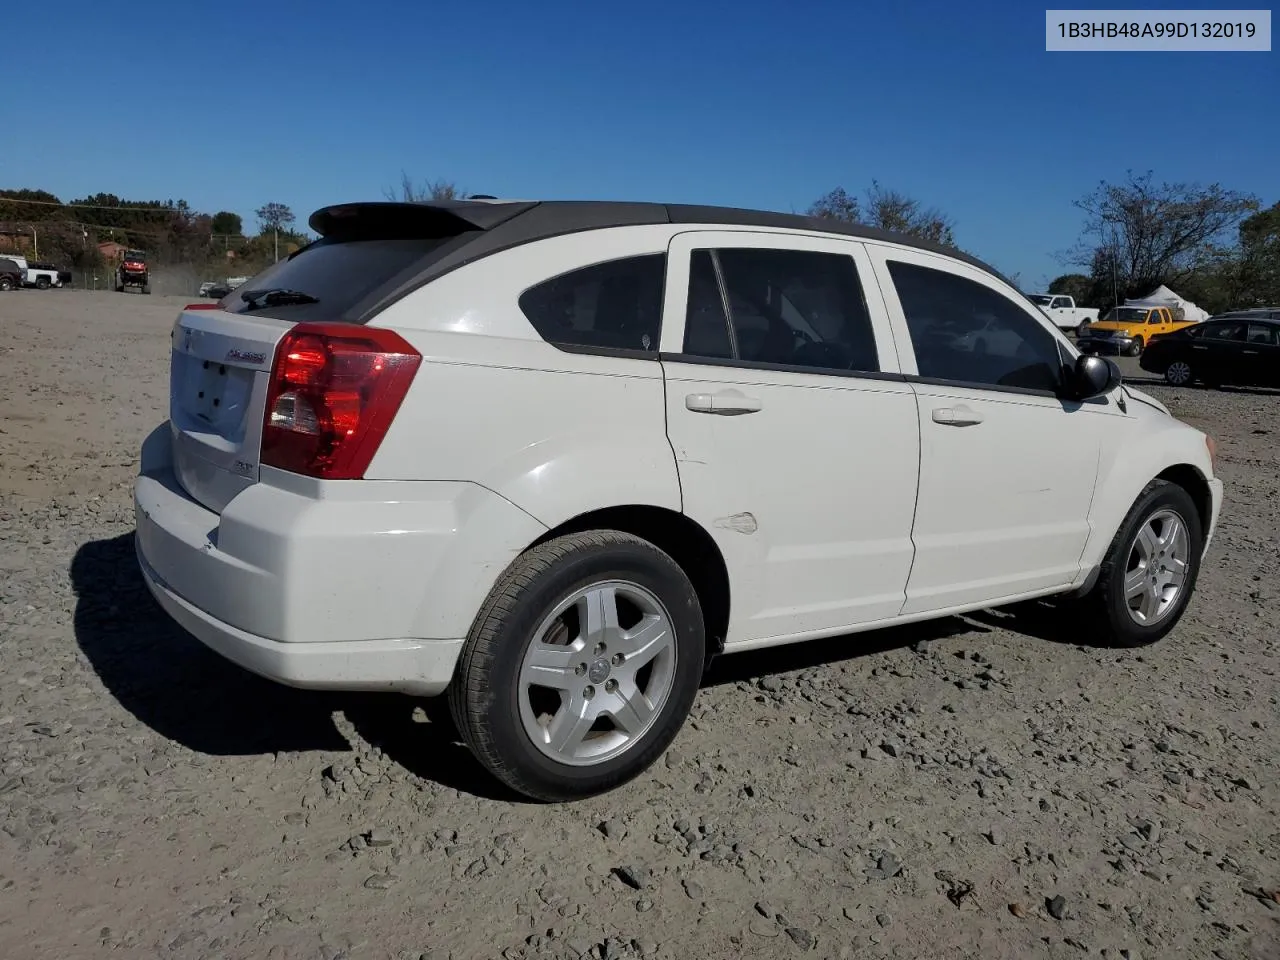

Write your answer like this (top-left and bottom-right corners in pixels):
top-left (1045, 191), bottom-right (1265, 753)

top-left (1164, 360), bottom-right (1193, 386)
top-left (449, 530), bottom-right (705, 802)
top-left (142, 285), bottom-right (151, 295)
top-left (35, 277), bottom-right (50, 290)
top-left (1078, 479), bottom-right (1203, 648)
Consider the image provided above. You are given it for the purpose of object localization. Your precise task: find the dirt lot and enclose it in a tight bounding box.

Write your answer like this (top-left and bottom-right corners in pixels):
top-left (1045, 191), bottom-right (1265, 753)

top-left (1, 290), bottom-right (1277, 960)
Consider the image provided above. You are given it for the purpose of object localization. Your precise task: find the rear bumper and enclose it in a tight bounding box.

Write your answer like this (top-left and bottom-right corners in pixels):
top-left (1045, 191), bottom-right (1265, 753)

top-left (133, 423), bottom-right (546, 695)
top-left (137, 544), bottom-right (462, 695)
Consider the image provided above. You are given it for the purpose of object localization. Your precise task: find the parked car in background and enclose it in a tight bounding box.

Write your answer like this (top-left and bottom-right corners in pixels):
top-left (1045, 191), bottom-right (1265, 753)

top-left (1140, 315), bottom-right (1280, 388)
top-left (203, 276), bottom-right (253, 300)
top-left (1207, 307), bottom-right (1280, 322)
top-left (134, 198), bottom-right (1223, 801)
top-left (1077, 304), bottom-right (1193, 357)
top-left (0, 257), bottom-right (23, 290)
top-left (24, 260), bottom-right (63, 289)
top-left (1025, 293), bottom-right (1099, 333)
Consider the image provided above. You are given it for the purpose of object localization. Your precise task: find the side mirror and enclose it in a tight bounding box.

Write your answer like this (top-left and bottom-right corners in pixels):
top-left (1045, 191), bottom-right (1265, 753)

top-left (1067, 353), bottom-right (1121, 400)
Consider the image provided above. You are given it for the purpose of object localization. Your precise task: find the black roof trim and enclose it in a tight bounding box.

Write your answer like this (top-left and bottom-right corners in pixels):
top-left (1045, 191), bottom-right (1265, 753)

top-left (310, 198), bottom-right (1008, 282)
top-left (310, 199), bottom-right (1022, 323)
top-left (309, 200), bottom-right (538, 239)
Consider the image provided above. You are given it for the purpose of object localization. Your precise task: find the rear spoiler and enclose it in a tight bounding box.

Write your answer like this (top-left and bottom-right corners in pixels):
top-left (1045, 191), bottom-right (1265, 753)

top-left (308, 200), bottom-right (539, 241)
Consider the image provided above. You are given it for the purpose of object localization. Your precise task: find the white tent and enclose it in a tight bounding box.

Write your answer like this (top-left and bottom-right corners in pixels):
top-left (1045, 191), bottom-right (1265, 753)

top-left (1123, 285), bottom-right (1211, 324)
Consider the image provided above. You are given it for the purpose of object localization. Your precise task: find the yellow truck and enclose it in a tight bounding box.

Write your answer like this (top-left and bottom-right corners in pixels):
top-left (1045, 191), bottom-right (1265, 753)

top-left (1076, 303), bottom-right (1196, 357)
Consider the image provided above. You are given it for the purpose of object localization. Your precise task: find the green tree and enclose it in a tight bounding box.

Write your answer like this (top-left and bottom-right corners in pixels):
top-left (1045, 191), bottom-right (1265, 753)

top-left (255, 202), bottom-right (296, 262)
top-left (1047, 273), bottom-right (1094, 305)
top-left (211, 211), bottom-right (242, 236)
top-left (1237, 202), bottom-right (1280, 306)
top-left (0, 188), bottom-right (63, 222)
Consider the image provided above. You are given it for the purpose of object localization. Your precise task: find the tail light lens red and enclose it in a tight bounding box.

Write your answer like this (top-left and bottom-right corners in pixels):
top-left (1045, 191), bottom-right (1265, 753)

top-left (261, 323), bottom-right (421, 480)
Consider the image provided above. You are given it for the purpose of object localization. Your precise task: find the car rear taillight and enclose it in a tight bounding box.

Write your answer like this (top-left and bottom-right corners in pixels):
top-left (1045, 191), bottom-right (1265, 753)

top-left (261, 323), bottom-right (421, 480)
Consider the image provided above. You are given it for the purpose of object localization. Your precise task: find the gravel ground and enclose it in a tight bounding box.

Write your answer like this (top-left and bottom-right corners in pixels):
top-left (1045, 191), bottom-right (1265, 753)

top-left (1, 290), bottom-right (1277, 960)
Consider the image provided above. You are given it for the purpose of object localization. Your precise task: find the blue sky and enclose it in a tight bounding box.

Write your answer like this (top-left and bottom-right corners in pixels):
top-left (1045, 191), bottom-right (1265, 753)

top-left (3, 0), bottom-right (1276, 287)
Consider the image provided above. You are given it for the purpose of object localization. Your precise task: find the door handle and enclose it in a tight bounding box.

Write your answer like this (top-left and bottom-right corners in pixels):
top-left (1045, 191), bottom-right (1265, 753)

top-left (685, 391), bottom-right (763, 415)
top-left (1192, 346), bottom-right (1208, 351)
top-left (932, 405), bottom-right (984, 427)
top-left (1242, 350), bottom-right (1259, 355)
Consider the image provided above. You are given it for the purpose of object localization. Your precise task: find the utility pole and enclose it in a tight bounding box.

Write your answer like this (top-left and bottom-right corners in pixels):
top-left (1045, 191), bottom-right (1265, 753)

top-left (274, 227), bottom-right (279, 263)
top-left (1111, 226), bottom-right (1119, 310)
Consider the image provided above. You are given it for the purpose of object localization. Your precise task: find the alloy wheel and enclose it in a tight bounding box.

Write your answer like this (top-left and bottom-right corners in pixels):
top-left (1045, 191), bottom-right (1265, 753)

top-left (1123, 509), bottom-right (1191, 626)
top-left (517, 579), bottom-right (677, 766)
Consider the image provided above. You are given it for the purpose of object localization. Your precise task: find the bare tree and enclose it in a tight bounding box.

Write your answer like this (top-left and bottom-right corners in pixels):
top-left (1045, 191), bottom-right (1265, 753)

top-left (808, 187), bottom-right (860, 223)
top-left (808, 181), bottom-right (956, 245)
top-left (862, 181), bottom-right (956, 246)
top-left (385, 172), bottom-right (462, 203)
top-left (1070, 171), bottom-right (1258, 293)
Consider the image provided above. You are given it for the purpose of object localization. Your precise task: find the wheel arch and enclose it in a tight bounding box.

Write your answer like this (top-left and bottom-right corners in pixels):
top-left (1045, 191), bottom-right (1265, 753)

top-left (529, 504), bottom-right (731, 665)
top-left (1156, 462), bottom-right (1212, 536)
top-left (1080, 419), bottom-right (1216, 580)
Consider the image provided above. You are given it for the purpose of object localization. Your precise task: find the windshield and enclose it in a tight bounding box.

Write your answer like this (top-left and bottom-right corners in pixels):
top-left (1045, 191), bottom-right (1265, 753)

top-left (1101, 307), bottom-right (1147, 322)
top-left (1026, 295), bottom-right (1052, 305)
top-left (124, 250), bottom-right (146, 261)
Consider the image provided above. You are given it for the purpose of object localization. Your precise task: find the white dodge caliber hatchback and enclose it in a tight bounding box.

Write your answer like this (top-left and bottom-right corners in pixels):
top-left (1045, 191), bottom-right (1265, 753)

top-left (134, 199), bottom-right (1224, 800)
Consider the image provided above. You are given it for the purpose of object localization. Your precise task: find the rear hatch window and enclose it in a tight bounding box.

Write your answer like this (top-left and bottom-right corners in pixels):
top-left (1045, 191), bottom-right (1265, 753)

top-left (219, 236), bottom-right (457, 323)
top-left (218, 200), bottom-right (538, 323)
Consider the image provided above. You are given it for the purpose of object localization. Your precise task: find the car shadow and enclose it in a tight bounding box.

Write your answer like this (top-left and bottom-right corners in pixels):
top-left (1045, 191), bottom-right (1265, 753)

top-left (70, 533), bottom-right (513, 800)
top-left (964, 597), bottom-right (1115, 648)
top-left (702, 615), bottom-right (987, 687)
top-left (73, 533), bottom-right (1105, 800)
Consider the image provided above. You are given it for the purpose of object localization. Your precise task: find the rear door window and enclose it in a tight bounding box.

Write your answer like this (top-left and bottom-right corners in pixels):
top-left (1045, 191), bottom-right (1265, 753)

top-left (1246, 322), bottom-right (1277, 345)
top-left (681, 247), bottom-right (879, 374)
top-left (221, 237), bottom-right (457, 321)
top-left (518, 254), bottom-right (666, 354)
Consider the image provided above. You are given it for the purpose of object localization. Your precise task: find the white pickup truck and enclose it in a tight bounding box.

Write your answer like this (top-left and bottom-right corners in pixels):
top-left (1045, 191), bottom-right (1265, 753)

top-left (1026, 294), bottom-right (1099, 333)
top-left (0, 254), bottom-right (62, 289)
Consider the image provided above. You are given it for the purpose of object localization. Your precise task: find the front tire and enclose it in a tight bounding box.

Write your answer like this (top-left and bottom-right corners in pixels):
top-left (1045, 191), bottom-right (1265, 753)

top-left (1081, 479), bottom-right (1203, 647)
top-left (449, 530), bottom-right (705, 801)
top-left (1127, 336), bottom-right (1145, 357)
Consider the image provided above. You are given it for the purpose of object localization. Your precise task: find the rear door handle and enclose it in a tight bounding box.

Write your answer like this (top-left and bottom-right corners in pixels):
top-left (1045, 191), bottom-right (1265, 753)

top-left (1192, 346), bottom-right (1208, 351)
top-left (685, 391), bottom-right (763, 415)
top-left (1242, 350), bottom-right (1259, 355)
top-left (932, 404), bottom-right (984, 427)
